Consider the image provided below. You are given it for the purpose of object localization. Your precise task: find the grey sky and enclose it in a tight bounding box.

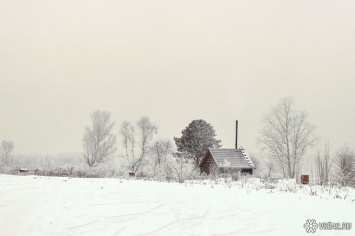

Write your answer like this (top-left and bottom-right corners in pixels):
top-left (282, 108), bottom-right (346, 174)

top-left (1, 0), bottom-right (354, 156)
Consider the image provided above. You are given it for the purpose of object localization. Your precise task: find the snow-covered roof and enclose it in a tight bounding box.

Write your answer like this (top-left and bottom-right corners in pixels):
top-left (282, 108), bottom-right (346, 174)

top-left (201, 148), bottom-right (254, 169)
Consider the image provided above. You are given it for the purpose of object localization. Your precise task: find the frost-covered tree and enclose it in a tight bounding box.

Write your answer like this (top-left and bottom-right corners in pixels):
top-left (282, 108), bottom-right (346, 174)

top-left (314, 143), bottom-right (333, 185)
top-left (120, 120), bottom-right (136, 162)
top-left (145, 139), bottom-right (172, 178)
top-left (82, 110), bottom-right (117, 167)
top-left (174, 119), bottom-right (221, 168)
top-left (151, 139), bottom-right (173, 167)
top-left (249, 154), bottom-right (261, 176)
top-left (120, 116), bottom-right (158, 173)
top-left (1, 140), bottom-right (14, 166)
top-left (258, 97), bottom-right (317, 178)
top-left (335, 144), bottom-right (355, 187)
top-left (166, 153), bottom-right (195, 183)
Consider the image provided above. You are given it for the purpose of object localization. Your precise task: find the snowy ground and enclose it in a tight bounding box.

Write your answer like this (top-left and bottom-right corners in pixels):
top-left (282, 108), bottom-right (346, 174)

top-left (0, 175), bottom-right (354, 236)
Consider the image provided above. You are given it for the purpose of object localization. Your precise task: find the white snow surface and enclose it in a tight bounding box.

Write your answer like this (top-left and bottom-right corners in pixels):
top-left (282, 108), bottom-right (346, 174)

top-left (0, 175), bottom-right (354, 236)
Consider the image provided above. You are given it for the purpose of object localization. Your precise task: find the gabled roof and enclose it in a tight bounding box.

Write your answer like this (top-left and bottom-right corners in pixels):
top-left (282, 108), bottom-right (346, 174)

top-left (200, 148), bottom-right (254, 169)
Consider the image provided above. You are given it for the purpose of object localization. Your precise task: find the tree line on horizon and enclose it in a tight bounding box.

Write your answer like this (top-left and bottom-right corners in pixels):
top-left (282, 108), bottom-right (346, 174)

top-left (1, 97), bottom-right (354, 186)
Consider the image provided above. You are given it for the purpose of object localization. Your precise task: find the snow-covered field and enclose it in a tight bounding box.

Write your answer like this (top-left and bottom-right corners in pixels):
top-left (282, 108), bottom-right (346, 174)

top-left (0, 175), bottom-right (354, 236)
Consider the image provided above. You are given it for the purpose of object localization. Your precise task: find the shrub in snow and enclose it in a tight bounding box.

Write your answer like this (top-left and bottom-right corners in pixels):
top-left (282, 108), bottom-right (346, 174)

top-left (309, 186), bottom-right (317, 196)
top-left (0, 166), bottom-right (18, 175)
top-left (264, 182), bottom-right (276, 189)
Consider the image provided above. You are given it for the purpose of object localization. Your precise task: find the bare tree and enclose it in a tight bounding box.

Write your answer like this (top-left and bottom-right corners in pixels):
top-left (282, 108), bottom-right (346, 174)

top-left (82, 110), bottom-right (117, 167)
top-left (266, 160), bottom-right (274, 178)
top-left (1, 140), bottom-right (14, 166)
top-left (258, 97), bottom-right (317, 178)
top-left (120, 121), bottom-right (136, 161)
top-left (335, 144), bottom-right (355, 187)
top-left (314, 143), bottom-right (333, 185)
top-left (151, 139), bottom-right (173, 167)
top-left (120, 116), bottom-right (158, 173)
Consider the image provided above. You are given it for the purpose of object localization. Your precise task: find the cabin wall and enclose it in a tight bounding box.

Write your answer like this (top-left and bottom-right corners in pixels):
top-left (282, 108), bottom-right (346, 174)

top-left (199, 152), bottom-right (215, 175)
top-left (218, 168), bottom-right (241, 175)
top-left (203, 166), bottom-right (254, 176)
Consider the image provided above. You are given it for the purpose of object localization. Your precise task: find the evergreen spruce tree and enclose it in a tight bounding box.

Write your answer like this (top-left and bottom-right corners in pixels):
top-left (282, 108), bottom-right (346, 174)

top-left (174, 119), bottom-right (221, 168)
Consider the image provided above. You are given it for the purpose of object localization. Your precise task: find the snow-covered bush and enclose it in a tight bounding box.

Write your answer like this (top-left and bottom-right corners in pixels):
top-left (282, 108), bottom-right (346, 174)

top-left (0, 166), bottom-right (18, 175)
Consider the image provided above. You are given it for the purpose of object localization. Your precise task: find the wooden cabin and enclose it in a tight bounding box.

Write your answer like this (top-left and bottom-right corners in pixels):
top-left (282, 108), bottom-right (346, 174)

top-left (199, 147), bottom-right (254, 175)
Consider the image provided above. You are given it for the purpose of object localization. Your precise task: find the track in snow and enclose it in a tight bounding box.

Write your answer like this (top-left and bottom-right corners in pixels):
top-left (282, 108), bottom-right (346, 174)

top-left (0, 175), bottom-right (353, 236)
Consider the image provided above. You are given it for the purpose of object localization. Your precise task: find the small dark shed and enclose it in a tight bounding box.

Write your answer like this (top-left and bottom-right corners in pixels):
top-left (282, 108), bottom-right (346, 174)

top-left (199, 147), bottom-right (255, 175)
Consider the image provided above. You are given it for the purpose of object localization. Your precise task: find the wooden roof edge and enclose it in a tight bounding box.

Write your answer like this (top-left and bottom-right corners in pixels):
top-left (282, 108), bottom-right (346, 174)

top-left (240, 148), bottom-right (255, 168)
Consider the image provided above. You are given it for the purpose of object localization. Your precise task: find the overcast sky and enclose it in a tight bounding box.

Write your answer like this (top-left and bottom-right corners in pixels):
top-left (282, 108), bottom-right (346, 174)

top-left (1, 0), bottom-right (354, 156)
